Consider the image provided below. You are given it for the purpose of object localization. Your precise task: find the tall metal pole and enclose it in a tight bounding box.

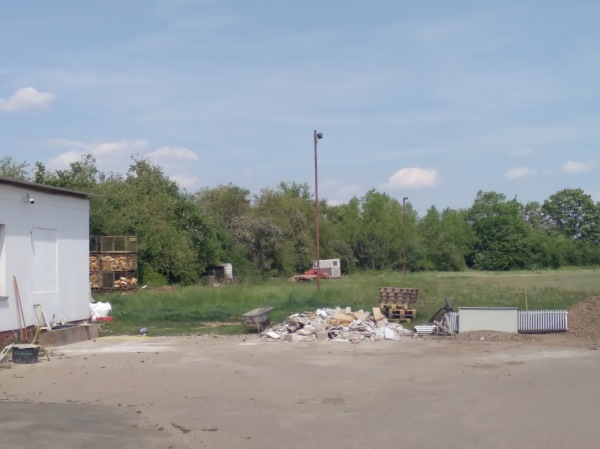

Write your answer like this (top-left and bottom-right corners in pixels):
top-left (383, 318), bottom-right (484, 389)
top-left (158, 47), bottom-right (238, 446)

top-left (403, 197), bottom-right (408, 278)
top-left (314, 130), bottom-right (321, 291)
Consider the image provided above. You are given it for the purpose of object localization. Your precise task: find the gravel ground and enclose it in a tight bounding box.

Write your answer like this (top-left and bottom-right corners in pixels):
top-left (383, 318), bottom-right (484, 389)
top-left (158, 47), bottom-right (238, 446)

top-left (1, 331), bottom-right (599, 449)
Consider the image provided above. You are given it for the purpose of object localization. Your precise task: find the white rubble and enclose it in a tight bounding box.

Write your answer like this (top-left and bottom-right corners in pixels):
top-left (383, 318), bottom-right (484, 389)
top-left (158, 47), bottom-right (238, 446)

top-left (263, 307), bottom-right (413, 343)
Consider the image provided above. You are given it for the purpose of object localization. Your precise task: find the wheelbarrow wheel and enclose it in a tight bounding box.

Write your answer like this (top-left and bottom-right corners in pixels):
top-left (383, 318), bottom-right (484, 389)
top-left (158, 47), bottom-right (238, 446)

top-left (257, 319), bottom-right (271, 333)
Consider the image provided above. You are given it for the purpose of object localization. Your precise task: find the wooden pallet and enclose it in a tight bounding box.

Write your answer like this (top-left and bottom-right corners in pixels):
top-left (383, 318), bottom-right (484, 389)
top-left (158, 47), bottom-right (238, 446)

top-left (380, 301), bottom-right (416, 324)
top-left (381, 303), bottom-right (412, 311)
top-left (388, 309), bottom-right (415, 318)
top-left (379, 287), bottom-right (419, 306)
top-left (388, 317), bottom-right (412, 324)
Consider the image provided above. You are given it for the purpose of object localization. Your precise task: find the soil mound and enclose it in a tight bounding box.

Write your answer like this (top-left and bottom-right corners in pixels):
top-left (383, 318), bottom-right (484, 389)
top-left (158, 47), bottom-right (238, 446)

top-left (568, 296), bottom-right (600, 340)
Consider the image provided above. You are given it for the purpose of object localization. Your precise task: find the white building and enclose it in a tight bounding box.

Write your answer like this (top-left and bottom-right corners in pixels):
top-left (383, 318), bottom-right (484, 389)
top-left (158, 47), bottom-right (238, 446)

top-left (0, 176), bottom-right (91, 335)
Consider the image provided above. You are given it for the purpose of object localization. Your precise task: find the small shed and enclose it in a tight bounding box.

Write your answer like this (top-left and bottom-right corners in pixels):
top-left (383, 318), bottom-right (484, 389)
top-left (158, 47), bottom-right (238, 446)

top-left (312, 259), bottom-right (342, 278)
top-left (0, 176), bottom-right (91, 337)
top-left (205, 263), bottom-right (233, 283)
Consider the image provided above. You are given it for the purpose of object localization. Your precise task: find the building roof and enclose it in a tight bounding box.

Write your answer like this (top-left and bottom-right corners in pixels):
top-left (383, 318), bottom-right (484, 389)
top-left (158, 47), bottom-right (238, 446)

top-left (0, 176), bottom-right (92, 199)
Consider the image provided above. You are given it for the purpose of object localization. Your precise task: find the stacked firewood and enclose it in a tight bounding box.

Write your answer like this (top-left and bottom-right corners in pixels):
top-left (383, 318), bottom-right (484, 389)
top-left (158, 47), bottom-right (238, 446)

top-left (114, 276), bottom-right (138, 288)
top-left (89, 254), bottom-right (137, 271)
top-left (90, 272), bottom-right (101, 289)
top-left (89, 255), bottom-right (101, 271)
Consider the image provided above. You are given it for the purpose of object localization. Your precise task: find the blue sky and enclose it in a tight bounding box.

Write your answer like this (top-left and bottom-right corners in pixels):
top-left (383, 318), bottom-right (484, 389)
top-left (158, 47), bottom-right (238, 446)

top-left (1, 0), bottom-right (599, 214)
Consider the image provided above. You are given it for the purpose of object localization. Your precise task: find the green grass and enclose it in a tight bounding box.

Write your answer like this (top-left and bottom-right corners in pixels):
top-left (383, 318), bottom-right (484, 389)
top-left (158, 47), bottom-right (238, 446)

top-left (95, 269), bottom-right (600, 336)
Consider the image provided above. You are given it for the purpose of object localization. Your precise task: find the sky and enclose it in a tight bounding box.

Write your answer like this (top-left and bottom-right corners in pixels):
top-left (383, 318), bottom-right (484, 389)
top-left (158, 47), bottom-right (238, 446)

top-left (1, 0), bottom-right (599, 215)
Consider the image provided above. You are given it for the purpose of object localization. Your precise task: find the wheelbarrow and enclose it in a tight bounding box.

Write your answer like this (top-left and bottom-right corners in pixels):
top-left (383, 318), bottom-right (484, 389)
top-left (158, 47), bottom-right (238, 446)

top-left (241, 307), bottom-right (274, 332)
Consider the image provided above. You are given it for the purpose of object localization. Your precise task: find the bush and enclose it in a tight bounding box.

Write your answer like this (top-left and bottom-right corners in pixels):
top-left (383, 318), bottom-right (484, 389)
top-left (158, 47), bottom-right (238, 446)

top-left (139, 261), bottom-right (168, 286)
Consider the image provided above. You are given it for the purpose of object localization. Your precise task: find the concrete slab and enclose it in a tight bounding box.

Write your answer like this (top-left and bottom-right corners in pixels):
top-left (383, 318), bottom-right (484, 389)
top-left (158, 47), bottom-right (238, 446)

top-left (0, 402), bottom-right (184, 449)
top-left (38, 324), bottom-right (99, 346)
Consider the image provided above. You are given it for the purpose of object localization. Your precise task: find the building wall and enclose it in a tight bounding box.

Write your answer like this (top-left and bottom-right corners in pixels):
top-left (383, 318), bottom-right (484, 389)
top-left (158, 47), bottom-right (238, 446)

top-left (0, 184), bottom-right (90, 333)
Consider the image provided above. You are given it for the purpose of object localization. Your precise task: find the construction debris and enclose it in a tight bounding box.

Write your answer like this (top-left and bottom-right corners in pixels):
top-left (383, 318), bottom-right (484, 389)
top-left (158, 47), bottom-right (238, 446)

top-left (90, 302), bottom-right (112, 321)
top-left (414, 325), bottom-right (437, 336)
top-left (265, 307), bottom-right (413, 343)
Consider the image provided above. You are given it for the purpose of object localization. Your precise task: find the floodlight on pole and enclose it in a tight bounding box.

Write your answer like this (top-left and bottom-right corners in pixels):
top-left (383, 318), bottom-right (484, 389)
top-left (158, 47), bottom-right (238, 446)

top-left (314, 130), bottom-right (323, 291)
top-left (403, 197), bottom-right (408, 278)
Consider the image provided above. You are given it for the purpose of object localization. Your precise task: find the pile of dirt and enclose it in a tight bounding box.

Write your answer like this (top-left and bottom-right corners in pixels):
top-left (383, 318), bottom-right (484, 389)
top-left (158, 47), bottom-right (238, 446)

top-left (454, 331), bottom-right (535, 342)
top-left (568, 296), bottom-right (600, 340)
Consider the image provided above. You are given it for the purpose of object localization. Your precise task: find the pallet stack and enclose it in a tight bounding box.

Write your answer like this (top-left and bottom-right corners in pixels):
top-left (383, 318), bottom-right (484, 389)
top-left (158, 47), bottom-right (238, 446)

top-left (379, 287), bottom-right (419, 323)
top-left (383, 303), bottom-right (416, 323)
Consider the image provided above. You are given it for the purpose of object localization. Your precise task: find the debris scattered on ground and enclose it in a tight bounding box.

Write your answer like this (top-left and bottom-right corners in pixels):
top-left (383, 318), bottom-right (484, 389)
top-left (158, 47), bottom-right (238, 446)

top-left (89, 302), bottom-right (112, 321)
top-left (265, 307), bottom-right (413, 343)
top-left (414, 325), bottom-right (437, 336)
top-left (568, 296), bottom-right (600, 340)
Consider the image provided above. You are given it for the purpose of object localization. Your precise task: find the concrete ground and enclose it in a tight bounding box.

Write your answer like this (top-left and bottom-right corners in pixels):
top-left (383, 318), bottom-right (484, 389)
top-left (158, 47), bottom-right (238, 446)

top-left (1, 334), bottom-right (599, 449)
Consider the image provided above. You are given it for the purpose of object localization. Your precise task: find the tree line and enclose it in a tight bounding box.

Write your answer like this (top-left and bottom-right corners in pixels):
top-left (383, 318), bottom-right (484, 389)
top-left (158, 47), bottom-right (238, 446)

top-left (2, 155), bottom-right (599, 283)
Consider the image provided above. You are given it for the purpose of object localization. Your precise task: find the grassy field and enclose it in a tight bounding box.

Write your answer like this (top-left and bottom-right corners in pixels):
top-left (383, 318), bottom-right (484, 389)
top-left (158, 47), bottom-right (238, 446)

top-left (95, 269), bottom-right (600, 336)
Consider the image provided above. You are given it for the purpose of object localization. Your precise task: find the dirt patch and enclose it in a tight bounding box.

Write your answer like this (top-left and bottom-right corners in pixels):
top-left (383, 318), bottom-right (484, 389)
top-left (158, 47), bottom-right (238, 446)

top-left (2, 336), bottom-right (600, 449)
top-left (568, 296), bottom-right (600, 341)
top-left (453, 331), bottom-right (538, 342)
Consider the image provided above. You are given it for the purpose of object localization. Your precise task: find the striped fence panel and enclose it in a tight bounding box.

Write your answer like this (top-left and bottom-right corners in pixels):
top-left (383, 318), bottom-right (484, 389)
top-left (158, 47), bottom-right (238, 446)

top-left (444, 312), bottom-right (459, 333)
top-left (441, 310), bottom-right (567, 334)
top-left (518, 310), bottom-right (568, 334)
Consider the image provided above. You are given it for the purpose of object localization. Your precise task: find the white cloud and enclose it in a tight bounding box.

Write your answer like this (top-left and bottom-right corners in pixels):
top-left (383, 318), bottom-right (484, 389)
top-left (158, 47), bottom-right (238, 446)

top-left (47, 139), bottom-right (149, 169)
top-left (91, 139), bottom-right (148, 156)
top-left (46, 139), bottom-right (200, 189)
top-left (562, 160), bottom-right (593, 174)
top-left (322, 179), bottom-right (362, 197)
top-left (383, 167), bottom-right (439, 189)
top-left (0, 87), bottom-right (56, 112)
top-left (505, 166), bottom-right (537, 180)
top-left (510, 147), bottom-right (533, 157)
top-left (47, 150), bottom-right (81, 168)
top-left (148, 146), bottom-right (198, 162)
top-left (46, 139), bottom-right (88, 150)
top-left (170, 173), bottom-right (199, 189)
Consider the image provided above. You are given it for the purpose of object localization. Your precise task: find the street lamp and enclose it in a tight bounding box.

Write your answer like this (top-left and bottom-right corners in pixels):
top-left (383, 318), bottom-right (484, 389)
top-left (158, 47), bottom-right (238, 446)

top-left (314, 130), bottom-right (323, 291)
top-left (403, 197), bottom-right (408, 278)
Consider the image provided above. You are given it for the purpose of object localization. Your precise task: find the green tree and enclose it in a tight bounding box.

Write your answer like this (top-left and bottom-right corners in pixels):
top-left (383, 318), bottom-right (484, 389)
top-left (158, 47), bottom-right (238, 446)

top-left (323, 198), bottom-right (362, 273)
top-left (195, 184), bottom-right (251, 230)
top-left (542, 188), bottom-right (600, 244)
top-left (466, 191), bottom-right (533, 270)
top-left (418, 206), bottom-right (467, 271)
top-left (0, 156), bottom-right (29, 180)
top-left (90, 158), bottom-right (219, 284)
top-left (230, 214), bottom-right (284, 273)
top-left (521, 201), bottom-right (550, 230)
top-left (252, 184), bottom-right (315, 274)
top-left (34, 155), bottom-right (100, 191)
top-left (354, 190), bottom-right (404, 270)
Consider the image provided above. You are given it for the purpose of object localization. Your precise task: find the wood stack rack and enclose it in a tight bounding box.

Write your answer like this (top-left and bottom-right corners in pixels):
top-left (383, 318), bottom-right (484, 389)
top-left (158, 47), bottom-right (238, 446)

top-left (90, 236), bottom-right (139, 290)
top-left (379, 287), bottom-right (419, 323)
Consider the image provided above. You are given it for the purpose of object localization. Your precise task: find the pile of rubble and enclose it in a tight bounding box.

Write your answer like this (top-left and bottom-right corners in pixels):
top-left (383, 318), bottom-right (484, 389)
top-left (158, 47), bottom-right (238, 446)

top-left (263, 307), bottom-right (413, 343)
